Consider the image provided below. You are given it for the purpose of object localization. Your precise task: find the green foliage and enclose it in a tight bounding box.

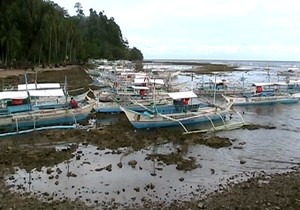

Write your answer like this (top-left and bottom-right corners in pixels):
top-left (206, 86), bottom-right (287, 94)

top-left (130, 47), bottom-right (144, 61)
top-left (0, 0), bottom-right (143, 68)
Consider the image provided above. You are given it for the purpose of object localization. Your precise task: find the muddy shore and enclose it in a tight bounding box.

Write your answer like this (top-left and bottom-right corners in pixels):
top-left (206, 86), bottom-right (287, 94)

top-left (0, 65), bottom-right (299, 209)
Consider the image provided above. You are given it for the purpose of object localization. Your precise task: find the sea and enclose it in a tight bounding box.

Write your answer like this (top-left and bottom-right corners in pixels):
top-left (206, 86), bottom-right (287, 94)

top-left (6, 60), bottom-right (300, 209)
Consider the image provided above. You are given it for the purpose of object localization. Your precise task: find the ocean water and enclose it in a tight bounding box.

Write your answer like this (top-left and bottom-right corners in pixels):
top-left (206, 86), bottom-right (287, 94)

top-left (6, 60), bottom-right (300, 208)
top-left (148, 59), bottom-right (300, 86)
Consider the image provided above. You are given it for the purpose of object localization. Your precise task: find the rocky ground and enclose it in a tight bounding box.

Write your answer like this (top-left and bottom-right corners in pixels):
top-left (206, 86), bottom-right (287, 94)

top-left (0, 64), bottom-right (299, 209)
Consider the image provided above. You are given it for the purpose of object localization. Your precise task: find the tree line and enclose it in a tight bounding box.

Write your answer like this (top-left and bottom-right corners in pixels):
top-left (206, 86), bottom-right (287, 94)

top-left (0, 0), bottom-right (143, 68)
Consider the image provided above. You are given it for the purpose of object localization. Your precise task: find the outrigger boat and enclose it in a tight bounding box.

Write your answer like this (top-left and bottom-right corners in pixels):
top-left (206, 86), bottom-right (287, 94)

top-left (0, 90), bottom-right (96, 134)
top-left (196, 79), bottom-right (236, 96)
top-left (94, 85), bottom-right (170, 113)
top-left (16, 82), bottom-right (91, 109)
top-left (120, 91), bottom-right (246, 134)
top-left (222, 82), bottom-right (299, 106)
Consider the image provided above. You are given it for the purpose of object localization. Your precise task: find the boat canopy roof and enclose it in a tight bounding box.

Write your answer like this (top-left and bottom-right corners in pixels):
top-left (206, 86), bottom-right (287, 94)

top-left (131, 86), bottom-right (150, 90)
top-left (0, 91), bottom-right (28, 100)
top-left (28, 89), bottom-right (65, 97)
top-left (252, 82), bottom-right (276, 87)
top-left (287, 67), bottom-right (299, 71)
top-left (289, 80), bottom-right (300, 85)
top-left (168, 91), bottom-right (197, 100)
top-left (209, 79), bottom-right (227, 84)
top-left (18, 83), bottom-right (61, 90)
top-left (273, 82), bottom-right (289, 86)
top-left (134, 78), bottom-right (165, 85)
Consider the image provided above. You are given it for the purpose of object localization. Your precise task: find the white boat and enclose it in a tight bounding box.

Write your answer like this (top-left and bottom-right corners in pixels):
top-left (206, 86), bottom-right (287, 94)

top-left (0, 93), bottom-right (96, 133)
top-left (195, 79), bottom-right (248, 96)
top-left (0, 85), bottom-right (96, 133)
top-left (222, 82), bottom-right (299, 106)
top-left (277, 67), bottom-right (300, 77)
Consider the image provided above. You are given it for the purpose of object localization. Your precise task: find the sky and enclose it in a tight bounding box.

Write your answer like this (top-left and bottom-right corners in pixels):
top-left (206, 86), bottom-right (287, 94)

top-left (53, 0), bottom-right (300, 61)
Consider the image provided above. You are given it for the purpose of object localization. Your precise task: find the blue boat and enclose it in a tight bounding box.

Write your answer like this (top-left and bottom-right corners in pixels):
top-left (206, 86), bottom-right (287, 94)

top-left (120, 91), bottom-right (245, 133)
top-left (0, 90), bottom-right (96, 134)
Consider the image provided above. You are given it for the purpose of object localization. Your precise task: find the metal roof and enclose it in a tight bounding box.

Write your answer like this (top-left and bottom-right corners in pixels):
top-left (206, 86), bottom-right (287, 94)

top-left (131, 86), bottom-right (150, 90)
top-left (28, 89), bottom-right (65, 97)
top-left (0, 91), bottom-right (28, 100)
top-left (18, 83), bottom-right (61, 90)
top-left (134, 78), bottom-right (165, 85)
top-left (167, 91), bottom-right (198, 99)
top-left (252, 82), bottom-right (275, 86)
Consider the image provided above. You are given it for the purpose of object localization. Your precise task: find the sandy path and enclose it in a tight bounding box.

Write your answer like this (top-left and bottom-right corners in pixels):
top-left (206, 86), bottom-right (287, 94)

top-left (0, 65), bottom-right (79, 78)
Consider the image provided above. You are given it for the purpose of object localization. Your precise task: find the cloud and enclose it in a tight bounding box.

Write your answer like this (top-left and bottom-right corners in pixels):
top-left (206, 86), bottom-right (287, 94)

top-left (53, 0), bottom-right (300, 60)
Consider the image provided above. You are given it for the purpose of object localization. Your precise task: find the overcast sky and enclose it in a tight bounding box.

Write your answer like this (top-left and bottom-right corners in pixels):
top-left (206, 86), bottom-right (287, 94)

top-left (53, 0), bottom-right (300, 61)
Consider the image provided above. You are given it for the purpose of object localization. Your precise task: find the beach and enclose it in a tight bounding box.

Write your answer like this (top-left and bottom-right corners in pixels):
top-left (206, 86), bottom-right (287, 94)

top-left (0, 64), bottom-right (299, 209)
